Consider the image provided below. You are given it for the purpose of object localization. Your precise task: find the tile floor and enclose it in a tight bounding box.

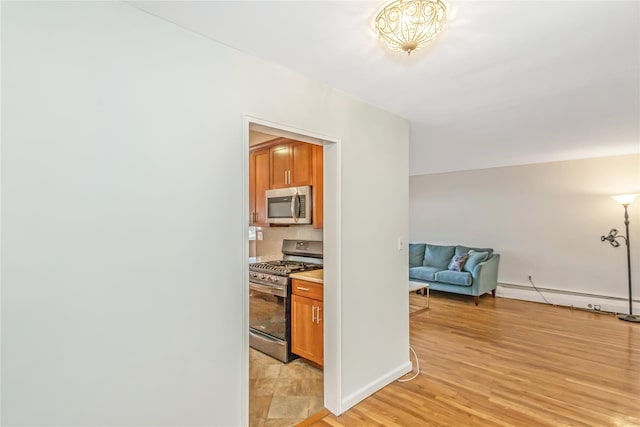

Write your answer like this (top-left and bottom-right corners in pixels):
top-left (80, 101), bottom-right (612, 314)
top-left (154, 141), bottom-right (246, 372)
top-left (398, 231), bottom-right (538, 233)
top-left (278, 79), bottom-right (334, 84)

top-left (249, 349), bottom-right (324, 427)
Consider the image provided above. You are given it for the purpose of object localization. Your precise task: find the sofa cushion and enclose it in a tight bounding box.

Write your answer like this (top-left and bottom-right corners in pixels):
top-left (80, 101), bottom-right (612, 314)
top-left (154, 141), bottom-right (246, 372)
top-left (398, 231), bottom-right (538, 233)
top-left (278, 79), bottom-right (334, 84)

top-left (455, 245), bottom-right (493, 258)
top-left (435, 270), bottom-right (473, 287)
top-left (447, 254), bottom-right (469, 272)
top-left (423, 244), bottom-right (455, 269)
top-left (409, 266), bottom-right (442, 282)
top-left (409, 244), bottom-right (426, 267)
top-left (463, 250), bottom-right (489, 273)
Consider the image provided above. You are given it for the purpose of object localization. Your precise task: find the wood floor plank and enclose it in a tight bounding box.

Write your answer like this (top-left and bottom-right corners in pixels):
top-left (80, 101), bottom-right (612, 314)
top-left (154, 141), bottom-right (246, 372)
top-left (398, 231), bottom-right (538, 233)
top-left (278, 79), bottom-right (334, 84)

top-left (313, 292), bottom-right (640, 426)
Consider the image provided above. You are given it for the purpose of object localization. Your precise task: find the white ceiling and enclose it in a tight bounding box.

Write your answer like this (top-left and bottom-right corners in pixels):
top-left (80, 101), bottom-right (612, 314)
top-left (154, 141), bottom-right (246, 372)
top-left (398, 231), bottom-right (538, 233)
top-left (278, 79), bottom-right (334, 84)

top-left (129, 1), bottom-right (640, 175)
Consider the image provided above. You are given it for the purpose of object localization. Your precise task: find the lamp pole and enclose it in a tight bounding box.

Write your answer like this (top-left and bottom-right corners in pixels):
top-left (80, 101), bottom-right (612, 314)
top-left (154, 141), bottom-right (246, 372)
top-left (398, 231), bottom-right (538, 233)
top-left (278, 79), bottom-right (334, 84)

top-left (620, 203), bottom-right (636, 321)
top-left (606, 193), bottom-right (640, 323)
top-left (601, 194), bottom-right (639, 322)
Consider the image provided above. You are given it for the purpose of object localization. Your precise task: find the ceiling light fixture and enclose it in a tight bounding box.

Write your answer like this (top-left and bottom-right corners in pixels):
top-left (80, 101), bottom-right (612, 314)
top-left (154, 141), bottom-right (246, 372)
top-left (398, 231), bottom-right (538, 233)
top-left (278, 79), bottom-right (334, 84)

top-left (375, 0), bottom-right (447, 55)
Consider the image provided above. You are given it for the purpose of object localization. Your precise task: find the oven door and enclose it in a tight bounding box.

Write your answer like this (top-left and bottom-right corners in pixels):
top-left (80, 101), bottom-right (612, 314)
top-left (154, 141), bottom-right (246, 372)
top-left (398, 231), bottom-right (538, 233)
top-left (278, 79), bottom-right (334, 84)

top-left (249, 281), bottom-right (288, 341)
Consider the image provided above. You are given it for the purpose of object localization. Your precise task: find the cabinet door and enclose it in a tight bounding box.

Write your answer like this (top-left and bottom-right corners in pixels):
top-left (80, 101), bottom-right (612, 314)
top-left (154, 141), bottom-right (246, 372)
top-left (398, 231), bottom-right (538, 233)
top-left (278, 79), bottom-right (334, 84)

top-left (249, 148), bottom-right (270, 226)
top-left (270, 144), bottom-right (290, 189)
top-left (312, 144), bottom-right (323, 229)
top-left (289, 142), bottom-right (313, 187)
top-left (254, 149), bottom-right (270, 226)
top-left (314, 300), bottom-right (324, 366)
top-left (249, 150), bottom-right (256, 223)
top-left (291, 295), bottom-right (324, 366)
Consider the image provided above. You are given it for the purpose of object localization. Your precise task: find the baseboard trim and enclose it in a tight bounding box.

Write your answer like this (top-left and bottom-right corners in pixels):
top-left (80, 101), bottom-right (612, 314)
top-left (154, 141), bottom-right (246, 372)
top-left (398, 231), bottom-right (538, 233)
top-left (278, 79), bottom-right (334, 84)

top-left (340, 361), bottom-right (412, 413)
top-left (497, 282), bottom-right (640, 314)
top-left (297, 408), bottom-right (331, 426)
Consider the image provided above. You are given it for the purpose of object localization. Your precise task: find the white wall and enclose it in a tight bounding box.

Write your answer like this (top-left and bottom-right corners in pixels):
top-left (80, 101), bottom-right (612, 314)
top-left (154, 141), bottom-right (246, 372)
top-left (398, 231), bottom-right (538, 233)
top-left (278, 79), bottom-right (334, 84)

top-left (1, 2), bottom-right (409, 425)
top-left (410, 154), bottom-right (640, 310)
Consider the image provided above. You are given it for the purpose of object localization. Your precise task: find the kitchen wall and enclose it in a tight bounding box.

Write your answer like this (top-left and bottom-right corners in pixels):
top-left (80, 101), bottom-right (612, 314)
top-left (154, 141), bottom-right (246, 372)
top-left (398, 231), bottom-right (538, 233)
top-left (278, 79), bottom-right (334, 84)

top-left (2, 2), bottom-right (409, 425)
top-left (256, 226), bottom-right (324, 260)
top-left (410, 154), bottom-right (640, 311)
top-left (249, 130), bottom-right (278, 147)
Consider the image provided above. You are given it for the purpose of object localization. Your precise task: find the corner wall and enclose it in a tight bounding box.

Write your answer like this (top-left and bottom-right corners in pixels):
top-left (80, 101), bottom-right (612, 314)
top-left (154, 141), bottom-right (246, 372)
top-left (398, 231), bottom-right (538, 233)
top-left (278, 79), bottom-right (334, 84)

top-left (1, 2), bottom-right (409, 425)
top-left (410, 154), bottom-right (640, 311)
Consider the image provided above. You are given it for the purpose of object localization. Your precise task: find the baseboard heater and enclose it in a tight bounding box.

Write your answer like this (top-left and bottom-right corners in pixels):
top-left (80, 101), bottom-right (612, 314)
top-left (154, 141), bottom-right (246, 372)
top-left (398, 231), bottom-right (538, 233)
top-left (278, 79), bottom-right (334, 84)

top-left (496, 282), bottom-right (640, 314)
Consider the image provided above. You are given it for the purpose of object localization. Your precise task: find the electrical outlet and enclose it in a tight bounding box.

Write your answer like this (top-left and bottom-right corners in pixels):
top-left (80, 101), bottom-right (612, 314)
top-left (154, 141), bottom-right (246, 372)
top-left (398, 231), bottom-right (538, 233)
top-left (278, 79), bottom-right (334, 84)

top-left (527, 274), bottom-right (532, 281)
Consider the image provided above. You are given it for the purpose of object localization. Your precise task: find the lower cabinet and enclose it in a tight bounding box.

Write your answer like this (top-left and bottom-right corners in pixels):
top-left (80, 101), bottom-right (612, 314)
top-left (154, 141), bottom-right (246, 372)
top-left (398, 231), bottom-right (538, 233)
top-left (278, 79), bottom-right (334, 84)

top-left (291, 279), bottom-right (323, 366)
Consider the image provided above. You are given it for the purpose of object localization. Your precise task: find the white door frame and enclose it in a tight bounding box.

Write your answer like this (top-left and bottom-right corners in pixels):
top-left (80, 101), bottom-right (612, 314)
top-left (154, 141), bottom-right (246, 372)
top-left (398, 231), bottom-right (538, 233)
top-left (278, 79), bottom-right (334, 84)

top-left (241, 115), bottom-right (342, 425)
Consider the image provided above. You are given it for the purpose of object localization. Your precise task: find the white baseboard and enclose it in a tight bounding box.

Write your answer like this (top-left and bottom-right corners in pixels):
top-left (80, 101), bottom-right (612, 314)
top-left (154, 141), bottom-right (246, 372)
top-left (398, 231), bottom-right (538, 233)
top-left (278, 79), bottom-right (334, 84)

top-left (340, 360), bottom-right (412, 413)
top-left (497, 283), bottom-right (640, 314)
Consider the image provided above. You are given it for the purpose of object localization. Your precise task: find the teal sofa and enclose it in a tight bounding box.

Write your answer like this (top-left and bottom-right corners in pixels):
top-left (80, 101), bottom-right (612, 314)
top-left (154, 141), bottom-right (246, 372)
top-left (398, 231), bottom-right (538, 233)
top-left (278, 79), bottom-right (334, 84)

top-left (409, 243), bottom-right (500, 305)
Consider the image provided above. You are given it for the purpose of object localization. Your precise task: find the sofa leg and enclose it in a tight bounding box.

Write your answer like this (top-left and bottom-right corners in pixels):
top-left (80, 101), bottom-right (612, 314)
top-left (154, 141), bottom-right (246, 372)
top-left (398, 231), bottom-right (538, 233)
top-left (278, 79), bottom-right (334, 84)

top-left (491, 289), bottom-right (496, 298)
top-left (473, 296), bottom-right (479, 306)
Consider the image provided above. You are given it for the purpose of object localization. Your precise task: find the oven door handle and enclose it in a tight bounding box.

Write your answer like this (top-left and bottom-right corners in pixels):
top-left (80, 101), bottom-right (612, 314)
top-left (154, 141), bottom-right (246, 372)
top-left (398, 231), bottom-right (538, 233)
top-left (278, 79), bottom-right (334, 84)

top-left (250, 282), bottom-right (287, 298)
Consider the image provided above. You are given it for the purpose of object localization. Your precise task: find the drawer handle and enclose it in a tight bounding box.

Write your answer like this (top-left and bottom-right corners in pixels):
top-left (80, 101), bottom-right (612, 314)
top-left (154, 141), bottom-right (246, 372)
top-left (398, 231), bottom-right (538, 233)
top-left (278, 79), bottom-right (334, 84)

top-left (297, 287), bottom-right (310, 291)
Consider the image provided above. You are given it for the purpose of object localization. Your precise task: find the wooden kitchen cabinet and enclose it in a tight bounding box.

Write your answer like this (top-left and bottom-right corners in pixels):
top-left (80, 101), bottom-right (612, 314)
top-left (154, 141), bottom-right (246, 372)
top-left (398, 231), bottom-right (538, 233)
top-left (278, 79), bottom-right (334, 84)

top-left (291, 279), bottom-right (323, 366)
top-left (312, 144), bottom-right (323, 229)
top-left (249, 137), bottom-right (322, 228)
top-left (269, 140), bottom-right (312, 189)
top-left (249, 147), bottom-right (270, 226)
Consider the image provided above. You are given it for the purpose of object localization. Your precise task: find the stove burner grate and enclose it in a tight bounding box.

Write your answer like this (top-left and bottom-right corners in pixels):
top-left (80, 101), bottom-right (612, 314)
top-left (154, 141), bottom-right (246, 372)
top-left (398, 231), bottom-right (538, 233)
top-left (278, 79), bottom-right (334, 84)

top-left (250, 260), bottom-right (322, 276)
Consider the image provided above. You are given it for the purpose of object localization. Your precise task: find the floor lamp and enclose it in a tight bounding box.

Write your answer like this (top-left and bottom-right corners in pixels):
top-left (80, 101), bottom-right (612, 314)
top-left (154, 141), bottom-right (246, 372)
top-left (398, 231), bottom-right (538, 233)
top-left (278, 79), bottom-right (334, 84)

top-left (601, 193), bottom-right (639, 323)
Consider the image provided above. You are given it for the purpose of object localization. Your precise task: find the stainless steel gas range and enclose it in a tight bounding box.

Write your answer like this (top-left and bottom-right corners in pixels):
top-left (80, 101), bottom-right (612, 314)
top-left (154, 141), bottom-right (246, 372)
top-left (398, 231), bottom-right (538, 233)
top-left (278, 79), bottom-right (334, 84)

top-left (249, 239), bottom-right (323, 363)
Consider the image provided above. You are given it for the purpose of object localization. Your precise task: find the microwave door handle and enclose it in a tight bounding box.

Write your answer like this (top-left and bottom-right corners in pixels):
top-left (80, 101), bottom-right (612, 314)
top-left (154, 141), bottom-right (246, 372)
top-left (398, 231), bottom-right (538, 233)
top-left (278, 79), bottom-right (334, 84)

top-left (294, 192), bottom-right (301, 223)
top-left (290, 189), bottom-right (299, 222)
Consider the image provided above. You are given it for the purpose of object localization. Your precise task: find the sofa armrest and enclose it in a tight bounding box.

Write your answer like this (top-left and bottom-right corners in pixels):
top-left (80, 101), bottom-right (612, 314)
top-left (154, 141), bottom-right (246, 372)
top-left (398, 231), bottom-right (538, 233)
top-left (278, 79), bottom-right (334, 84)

top-left (471, 254), bottom-right (500, 296)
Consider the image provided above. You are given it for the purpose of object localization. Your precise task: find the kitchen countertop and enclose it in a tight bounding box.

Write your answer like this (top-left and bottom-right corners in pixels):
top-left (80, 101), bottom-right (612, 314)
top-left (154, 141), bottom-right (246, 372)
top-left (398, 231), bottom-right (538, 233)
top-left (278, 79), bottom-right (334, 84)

top-left (289, 269), bottom-right (323, 284)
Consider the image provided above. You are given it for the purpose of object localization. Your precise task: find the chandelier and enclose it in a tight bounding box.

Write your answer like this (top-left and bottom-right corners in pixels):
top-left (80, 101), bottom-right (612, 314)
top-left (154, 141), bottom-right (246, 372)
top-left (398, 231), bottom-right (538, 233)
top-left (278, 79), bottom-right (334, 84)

top-left (375, 0), bottom-right (447, 55)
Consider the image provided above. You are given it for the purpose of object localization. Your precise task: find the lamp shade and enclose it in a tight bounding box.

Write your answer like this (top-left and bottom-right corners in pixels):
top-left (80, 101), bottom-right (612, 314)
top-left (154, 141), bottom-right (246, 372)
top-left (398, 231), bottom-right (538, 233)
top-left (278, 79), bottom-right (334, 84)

top-left (375, 0), bottom-right (447, 55)
top-left (611, 193), bottom-right (639, 206)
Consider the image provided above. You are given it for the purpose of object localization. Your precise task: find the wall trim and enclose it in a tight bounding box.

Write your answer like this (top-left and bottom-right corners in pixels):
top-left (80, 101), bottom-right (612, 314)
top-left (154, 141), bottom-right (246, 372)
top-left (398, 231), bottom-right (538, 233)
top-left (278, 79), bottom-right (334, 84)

top-left (340, 361), bottom-right (412, 413)
top-left (497, 282), bottom-right (640, 314)
top-left (243, 115), bottom-right (343, 420)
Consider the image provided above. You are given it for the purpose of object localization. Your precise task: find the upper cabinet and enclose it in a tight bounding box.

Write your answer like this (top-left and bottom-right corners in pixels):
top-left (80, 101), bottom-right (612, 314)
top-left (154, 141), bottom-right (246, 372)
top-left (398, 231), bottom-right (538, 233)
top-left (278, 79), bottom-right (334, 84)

top-left (270, 141), bottom-right (312, 189)
top-left (249, 147), bottom-right (270, 227)
top-left (311, 144), bottom-right (323, 230)
top-left (249, 138), bottom-right (323, 228)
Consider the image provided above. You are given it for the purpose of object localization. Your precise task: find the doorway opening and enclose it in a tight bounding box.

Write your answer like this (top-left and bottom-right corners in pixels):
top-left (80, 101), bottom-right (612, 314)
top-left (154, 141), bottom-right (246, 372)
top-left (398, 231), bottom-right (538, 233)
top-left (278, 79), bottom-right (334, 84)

top-left (243, 117), bottom-right (341, 426)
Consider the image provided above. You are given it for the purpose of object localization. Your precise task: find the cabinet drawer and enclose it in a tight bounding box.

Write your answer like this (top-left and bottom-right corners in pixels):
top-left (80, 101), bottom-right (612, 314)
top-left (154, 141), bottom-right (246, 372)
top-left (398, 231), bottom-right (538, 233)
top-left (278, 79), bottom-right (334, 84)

top-left (292, 279), bottom-right (323, 300)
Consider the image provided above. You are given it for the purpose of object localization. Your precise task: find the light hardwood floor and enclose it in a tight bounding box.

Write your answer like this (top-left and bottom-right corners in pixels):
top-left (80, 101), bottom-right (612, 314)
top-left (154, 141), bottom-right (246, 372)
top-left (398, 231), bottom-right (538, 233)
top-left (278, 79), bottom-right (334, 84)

top-left (312, 291), bottom-right (640, 426)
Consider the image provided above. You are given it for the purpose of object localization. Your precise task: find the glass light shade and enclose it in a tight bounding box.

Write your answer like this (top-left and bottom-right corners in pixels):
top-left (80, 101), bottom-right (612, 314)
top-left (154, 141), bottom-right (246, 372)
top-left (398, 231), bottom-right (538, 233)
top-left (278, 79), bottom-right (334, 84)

top-left (611, 193), bottom-right (639, 206)
top-left (375, 0), bottom-right (447, 55)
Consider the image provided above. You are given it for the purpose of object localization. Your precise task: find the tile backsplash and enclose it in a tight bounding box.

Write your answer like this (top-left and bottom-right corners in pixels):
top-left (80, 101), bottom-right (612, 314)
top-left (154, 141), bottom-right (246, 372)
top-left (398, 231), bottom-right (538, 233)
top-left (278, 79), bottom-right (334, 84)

top-left (256, 225), bottom-right (323, 260)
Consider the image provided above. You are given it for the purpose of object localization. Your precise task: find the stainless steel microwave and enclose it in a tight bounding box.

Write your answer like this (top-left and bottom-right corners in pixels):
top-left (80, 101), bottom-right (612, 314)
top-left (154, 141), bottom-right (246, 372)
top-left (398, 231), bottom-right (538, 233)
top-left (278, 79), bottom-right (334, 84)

top-left (266, 186), bottom-right (312, 225)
